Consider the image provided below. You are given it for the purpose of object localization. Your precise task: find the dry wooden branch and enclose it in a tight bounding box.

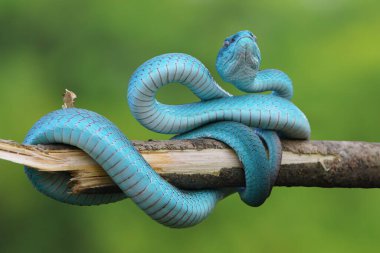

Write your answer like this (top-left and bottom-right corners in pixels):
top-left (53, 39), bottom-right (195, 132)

top-left (1, 139), bottom-right (379, 194)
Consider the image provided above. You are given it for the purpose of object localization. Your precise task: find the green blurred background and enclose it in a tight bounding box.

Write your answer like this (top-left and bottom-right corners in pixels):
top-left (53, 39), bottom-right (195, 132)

top-left (0, 0), bottom-right (379, 252)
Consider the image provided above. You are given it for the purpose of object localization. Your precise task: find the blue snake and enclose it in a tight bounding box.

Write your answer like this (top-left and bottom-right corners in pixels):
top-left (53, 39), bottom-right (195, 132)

top-left (23, 31), bottom-right (310, 228)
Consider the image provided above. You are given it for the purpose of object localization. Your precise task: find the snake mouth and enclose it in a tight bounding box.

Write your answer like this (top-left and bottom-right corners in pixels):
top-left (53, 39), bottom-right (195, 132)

top-left (243, 46), bottom-right (256, 67)
top-left (236, 37), bottom-right (259, 69)
top-left (222, 36), bottom-right (255, 66)
top-left (225, 38), bottom-right (259, 75)
top-left (216, 31), bottom-right (261, 83)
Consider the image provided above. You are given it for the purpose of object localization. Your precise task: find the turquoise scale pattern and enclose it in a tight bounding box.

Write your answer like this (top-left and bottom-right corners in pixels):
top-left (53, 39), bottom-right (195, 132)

top-left (24, 109), bottom-right (281, 227)
top-left (23, 31), bottom-right (310, 228)
top-left (128, 54), bottom-right (310, 139)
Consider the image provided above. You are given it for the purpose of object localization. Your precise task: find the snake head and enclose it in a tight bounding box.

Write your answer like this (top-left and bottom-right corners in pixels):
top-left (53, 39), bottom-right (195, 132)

top-left (216, 30), bottom-right (261, 86)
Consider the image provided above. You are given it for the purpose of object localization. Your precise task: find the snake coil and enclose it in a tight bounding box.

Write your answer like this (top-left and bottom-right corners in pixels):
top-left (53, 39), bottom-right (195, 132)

top-left (24, 31), bottom-right (310, 228)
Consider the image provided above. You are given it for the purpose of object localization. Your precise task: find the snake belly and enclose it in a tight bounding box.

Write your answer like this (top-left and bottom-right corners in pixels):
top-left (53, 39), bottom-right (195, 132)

top-left (24, 50), bottom-right (310, 228)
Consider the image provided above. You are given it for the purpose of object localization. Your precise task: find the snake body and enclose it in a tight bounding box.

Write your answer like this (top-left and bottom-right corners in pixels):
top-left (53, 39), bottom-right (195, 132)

top-left (24, 31), bottom-right (310, 228)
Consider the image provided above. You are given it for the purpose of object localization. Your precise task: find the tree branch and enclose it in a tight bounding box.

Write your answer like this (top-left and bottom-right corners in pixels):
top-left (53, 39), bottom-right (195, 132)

top-left (0, 139), bottom-right (379, 193)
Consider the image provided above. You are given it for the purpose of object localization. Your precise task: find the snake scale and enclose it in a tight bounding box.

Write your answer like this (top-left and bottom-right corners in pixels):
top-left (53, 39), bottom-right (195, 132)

top-left (23, 30), bottom-right (310, 228)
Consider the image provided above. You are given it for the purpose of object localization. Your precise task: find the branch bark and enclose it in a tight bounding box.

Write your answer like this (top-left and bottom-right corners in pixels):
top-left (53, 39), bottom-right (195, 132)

top-left (0, 139), bottom-right (379, 194)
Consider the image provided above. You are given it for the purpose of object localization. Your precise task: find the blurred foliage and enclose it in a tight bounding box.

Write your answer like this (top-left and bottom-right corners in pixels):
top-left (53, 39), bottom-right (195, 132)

top-left (0, 0), bottom-right (379, 252)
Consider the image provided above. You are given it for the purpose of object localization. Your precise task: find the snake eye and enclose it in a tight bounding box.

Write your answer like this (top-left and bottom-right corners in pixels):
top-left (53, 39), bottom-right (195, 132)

top-left (231, 38), bottom-right (236, 43)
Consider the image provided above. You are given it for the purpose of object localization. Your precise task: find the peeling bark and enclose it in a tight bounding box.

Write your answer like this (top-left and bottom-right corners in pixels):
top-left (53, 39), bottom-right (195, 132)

top-left (0, 139), bottom-right (379, 194)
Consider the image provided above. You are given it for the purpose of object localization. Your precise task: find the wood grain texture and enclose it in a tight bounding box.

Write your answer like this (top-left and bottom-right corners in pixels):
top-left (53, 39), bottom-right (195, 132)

top-left (0, 139), bottom-right (379, 193)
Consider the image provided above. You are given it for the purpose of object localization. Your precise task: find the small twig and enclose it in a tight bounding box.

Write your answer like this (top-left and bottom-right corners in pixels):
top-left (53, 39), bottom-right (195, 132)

top-left (0, 139), bottom-right (379, 194)
top-left (62, 89), bottom-right (77, 109)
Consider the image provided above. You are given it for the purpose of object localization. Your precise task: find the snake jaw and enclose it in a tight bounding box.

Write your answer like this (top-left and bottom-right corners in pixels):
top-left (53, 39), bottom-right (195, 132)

top-left (241, 38), bottom-right (261, 70)
top-left (234, 38), bottom-right (260, 73)
top-left (216, 30), bottom-right (261, 87)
